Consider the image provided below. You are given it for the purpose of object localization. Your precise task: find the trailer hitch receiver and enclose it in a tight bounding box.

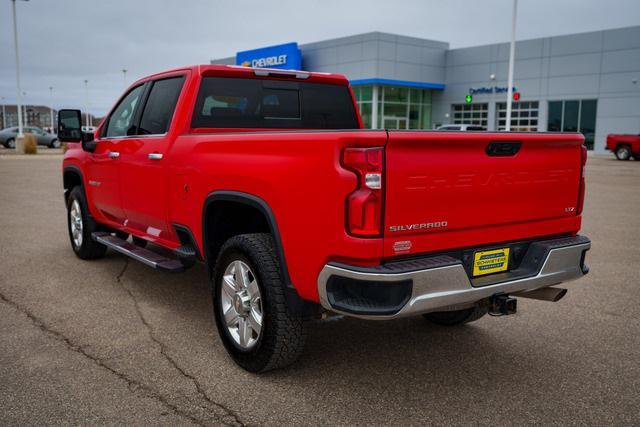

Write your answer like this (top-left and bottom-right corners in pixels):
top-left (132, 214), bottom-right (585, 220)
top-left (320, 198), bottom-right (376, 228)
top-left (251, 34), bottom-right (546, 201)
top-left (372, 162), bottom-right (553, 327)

top-left (490, 294), bottom-right (517, 316)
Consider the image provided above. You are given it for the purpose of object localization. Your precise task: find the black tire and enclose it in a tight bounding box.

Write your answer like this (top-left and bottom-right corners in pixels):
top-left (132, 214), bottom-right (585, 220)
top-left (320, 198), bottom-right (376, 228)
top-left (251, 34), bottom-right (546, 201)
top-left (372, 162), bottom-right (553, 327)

top-left (212, 233), bottom-right (307, 372)
top-left (6, 138), bottom-right (15, 149)
top-left (423, 305), bottom-right (488, 326)
top-left (67, 186), bottom-right (107, 260)
top-left (615, 145), bottom-right (632, 161)
top-left (49, 139), bottom-right (61, 149)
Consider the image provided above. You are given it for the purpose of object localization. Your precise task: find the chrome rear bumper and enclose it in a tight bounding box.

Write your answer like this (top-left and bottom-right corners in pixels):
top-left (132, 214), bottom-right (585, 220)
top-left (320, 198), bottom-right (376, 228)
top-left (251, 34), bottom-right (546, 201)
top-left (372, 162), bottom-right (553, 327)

top-left (317, 235), bottom-right (590, 320)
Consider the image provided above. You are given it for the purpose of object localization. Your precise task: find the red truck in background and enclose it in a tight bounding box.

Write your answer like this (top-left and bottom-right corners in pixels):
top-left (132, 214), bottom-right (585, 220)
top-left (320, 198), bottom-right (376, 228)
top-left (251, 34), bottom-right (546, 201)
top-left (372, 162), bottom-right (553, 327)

top-left (58, 65), bottom-right (591, 372)
top-left (606, 134), bottom-right (640, 160)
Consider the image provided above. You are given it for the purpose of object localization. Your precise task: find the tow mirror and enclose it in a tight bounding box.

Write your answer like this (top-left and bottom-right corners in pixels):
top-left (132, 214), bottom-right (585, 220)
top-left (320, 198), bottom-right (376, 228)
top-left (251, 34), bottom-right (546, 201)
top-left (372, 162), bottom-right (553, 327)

top-left (57, 109), bottom-right (98, 152)
top-left (81, 131), bottom-right (98, 153)
top-left (57, 109), bottom-right (82, 143)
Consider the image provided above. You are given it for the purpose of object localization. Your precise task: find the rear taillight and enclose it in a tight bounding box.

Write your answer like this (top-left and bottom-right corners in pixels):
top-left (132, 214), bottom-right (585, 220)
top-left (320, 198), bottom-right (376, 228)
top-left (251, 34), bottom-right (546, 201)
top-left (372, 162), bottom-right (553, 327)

top-left (342, 147), bottom-right (384, 237)
top-left (577, 145), bottom-right (587, 215)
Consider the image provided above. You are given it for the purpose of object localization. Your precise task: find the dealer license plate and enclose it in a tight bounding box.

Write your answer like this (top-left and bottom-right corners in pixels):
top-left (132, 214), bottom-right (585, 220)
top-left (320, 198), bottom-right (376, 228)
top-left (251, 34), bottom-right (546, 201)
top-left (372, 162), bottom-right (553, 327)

top-left (473, 248), bottom-right (510, 277)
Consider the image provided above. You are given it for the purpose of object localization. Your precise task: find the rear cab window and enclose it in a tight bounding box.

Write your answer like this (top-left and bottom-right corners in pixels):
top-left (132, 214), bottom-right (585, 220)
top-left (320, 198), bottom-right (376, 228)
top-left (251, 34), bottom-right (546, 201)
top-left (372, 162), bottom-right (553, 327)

top-left (191, 77), bottom-right (359, 129)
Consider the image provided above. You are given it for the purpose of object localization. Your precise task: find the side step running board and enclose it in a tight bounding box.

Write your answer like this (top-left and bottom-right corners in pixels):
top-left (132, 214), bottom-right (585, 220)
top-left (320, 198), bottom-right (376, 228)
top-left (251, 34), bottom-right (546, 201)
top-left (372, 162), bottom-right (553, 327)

top-left (92, 232), bottom-right (185, 273)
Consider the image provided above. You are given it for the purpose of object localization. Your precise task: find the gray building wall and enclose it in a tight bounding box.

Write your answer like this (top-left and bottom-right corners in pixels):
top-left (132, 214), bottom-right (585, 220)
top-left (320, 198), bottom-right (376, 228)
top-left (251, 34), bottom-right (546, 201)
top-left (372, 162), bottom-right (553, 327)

top-left (210, 56), bottom-right (235, 66)
top-left (213, 32), bottom-right (449, 84)
top-left (299, 32), bottom-right (448, 84)
top-left (434, 26), bottom-right (640, 153)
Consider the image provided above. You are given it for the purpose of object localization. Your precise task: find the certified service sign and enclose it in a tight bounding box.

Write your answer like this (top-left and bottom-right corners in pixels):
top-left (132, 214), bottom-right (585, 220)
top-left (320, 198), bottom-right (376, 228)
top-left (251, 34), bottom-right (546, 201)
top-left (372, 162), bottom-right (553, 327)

top-left (236, 42), bottom-right (302, 70)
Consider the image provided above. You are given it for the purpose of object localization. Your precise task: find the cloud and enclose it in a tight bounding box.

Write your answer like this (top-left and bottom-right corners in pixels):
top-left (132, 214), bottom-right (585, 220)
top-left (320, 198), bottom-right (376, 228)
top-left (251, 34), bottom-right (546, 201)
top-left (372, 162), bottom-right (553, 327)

top-left (1, 0), bottom-right (638, 115)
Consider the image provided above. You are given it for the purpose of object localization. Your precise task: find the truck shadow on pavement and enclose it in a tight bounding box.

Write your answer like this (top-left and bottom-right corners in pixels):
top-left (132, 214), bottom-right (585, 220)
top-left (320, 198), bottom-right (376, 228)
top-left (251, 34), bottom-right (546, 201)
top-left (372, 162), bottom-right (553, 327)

top-left (116, 247), bottom-right (567, 411)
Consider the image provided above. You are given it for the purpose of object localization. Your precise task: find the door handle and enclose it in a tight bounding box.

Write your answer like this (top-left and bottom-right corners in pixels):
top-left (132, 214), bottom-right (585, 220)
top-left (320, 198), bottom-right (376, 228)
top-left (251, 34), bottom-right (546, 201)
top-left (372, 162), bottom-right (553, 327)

top-left (108, 151), bottom-right (120, 159)
top-left (148, 153), bottom-right (163, 160)
top-left (485, 141), bottom-right (521, 156)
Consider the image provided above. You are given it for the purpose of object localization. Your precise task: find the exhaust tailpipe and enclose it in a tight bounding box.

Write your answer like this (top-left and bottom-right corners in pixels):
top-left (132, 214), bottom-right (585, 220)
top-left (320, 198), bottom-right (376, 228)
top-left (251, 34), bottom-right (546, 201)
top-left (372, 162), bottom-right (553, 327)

top-left (515, 287), bottom-right (567, 302)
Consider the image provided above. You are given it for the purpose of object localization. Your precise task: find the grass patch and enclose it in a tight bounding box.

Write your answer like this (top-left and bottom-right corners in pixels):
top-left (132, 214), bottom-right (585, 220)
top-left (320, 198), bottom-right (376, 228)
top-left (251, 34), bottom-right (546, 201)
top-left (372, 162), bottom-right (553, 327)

top-left (23, 134), bottom-right (38, 155)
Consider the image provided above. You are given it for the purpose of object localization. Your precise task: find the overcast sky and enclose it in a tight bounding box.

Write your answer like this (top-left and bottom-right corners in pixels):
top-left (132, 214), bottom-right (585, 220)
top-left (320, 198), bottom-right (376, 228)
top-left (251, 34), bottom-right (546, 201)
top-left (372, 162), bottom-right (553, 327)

top-left (1, 0), bottom-right (639, 116)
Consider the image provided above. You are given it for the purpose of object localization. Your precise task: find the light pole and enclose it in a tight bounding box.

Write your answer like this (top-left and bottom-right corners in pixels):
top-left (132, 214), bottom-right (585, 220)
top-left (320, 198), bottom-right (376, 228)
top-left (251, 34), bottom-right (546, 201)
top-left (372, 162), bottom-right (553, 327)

top-left (11, 0), bottom-right (29, 140)
top-left (84, 79), bottom-right (90, 128)
top-left (1, 97), bottom-right (5, 129)
top-left (122, 69), bottom-right (127, 87)
top-left (505, 0), bottom-right (518, 131)
top-left (49, 86), bottom-right (54, 133)
top-left (22, 91), bottom-right (27, 127)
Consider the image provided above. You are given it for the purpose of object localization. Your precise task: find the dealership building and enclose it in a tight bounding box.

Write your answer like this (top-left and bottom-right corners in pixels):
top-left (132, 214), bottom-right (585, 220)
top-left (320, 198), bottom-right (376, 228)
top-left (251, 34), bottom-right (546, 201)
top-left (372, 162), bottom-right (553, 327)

top-left (212, 25), bottom-right (640, 152)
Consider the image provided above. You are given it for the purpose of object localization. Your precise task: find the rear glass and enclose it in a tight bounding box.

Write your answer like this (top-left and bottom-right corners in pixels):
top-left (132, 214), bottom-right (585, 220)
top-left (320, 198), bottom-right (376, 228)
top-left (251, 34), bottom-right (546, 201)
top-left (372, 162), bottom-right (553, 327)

top-left (191, 77), bottom-right (358, 129)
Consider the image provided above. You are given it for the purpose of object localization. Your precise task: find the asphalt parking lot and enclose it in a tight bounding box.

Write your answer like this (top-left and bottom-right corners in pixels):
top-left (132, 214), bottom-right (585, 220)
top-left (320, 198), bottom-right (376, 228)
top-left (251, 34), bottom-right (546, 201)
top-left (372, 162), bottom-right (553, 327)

top-left (0, 154), bottom-right (638, 425)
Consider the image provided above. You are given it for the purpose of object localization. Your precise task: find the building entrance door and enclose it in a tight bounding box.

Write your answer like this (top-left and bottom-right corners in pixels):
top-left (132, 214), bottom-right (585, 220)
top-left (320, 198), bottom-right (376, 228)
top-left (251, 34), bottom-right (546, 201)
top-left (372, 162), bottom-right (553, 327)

top-left (383, 117), bottom-right (408, 129)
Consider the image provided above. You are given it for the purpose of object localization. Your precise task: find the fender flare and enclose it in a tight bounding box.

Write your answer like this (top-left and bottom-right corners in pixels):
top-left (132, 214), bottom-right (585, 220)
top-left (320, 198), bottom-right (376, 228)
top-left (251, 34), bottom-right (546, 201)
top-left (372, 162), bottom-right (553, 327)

top-left (202, 190), bottom-right (318, 316)
top-left (62, 165), bottom-right (84, 203)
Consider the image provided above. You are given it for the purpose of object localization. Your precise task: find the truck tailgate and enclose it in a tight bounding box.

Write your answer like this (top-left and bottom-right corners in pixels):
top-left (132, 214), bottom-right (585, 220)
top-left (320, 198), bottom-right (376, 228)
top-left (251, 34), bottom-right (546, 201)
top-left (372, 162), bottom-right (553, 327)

top-left (383, 131), bottom-right (584, 258)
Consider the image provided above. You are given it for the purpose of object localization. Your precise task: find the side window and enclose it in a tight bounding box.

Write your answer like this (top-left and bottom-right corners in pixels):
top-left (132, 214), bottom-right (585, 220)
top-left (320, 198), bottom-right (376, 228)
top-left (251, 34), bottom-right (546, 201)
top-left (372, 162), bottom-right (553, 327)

top-left (138, 76), bottom-right (185, 135)
top-left (105, 85), bottom-right (145, 138)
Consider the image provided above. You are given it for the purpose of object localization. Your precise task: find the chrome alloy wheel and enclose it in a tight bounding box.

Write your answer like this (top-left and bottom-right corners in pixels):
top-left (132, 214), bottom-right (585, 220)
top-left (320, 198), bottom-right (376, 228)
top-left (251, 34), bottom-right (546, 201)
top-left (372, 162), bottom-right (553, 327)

top-left (70, 199), bottom-right (83, 248)
top-left (617, 146), bottom-right (631, 160)
top-left (221, 260), bottom-right (263, 350)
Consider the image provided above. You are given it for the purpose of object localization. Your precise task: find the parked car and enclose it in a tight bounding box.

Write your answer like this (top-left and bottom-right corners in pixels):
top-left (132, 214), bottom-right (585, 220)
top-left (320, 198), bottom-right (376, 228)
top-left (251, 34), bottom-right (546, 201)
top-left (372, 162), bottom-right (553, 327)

top-left (0, 126), bottom-right (60, 148)
top-left (606, 133), bottom-right (640, 160)
top-left (58, 65), bottom-right (591, 373)
top-left (437, 124), bottom-right (486, 131)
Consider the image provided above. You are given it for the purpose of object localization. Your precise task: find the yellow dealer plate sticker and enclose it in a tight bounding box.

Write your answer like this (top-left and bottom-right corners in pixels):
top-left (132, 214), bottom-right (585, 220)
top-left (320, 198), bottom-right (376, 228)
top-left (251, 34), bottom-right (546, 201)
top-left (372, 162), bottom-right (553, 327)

top-left (473, 248), bottom-right (510, 277)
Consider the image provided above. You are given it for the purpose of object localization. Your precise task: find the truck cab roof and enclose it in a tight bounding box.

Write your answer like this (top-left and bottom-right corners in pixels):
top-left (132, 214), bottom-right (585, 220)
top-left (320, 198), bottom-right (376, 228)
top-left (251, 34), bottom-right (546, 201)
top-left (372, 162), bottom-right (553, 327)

top-left (133, 65), bottom-right (351, 87)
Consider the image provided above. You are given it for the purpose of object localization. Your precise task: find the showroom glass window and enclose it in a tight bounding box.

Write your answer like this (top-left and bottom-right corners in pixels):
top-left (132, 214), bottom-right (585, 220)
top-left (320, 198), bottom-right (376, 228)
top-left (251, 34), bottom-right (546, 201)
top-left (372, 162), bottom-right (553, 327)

top-left (547, 100), bottom-right (597, 150)
top-left (352, 86), bottom-right (373, 129)
top-left (379, 86), bottom-right (432, 130)
top-left (353, 85), bottom-right (433, 130)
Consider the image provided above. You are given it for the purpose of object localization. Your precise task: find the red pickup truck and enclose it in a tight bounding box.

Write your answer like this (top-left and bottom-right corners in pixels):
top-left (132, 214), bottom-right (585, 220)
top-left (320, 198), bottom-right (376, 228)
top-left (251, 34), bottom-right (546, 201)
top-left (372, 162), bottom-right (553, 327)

top-left (58, 65), bottom-right (591, 372)
top-left (606, 134), bottom-right (640, 160)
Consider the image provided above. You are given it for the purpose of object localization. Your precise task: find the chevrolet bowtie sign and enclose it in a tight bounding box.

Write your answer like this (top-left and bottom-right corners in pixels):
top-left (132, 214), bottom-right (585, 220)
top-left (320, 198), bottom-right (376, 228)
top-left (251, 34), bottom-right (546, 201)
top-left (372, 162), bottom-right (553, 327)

top-left (236, 42), bottom-right (302, 70)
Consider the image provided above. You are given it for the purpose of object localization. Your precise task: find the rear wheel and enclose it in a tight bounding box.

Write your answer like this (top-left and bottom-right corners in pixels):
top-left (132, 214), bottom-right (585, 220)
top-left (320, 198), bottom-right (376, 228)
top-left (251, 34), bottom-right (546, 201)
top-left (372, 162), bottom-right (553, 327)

top-left (6, 138), bottom-right (15, 149)
top-left (615, 145), bottom-right (631, 160)
top-left (49, 139), bottom-right (61, 149)
top-left (423, 306), bottom-right (488, 326)
top-left (67, 186), bottom-right (107, 259)
top-left (213, 233), bottom-right (307, 372)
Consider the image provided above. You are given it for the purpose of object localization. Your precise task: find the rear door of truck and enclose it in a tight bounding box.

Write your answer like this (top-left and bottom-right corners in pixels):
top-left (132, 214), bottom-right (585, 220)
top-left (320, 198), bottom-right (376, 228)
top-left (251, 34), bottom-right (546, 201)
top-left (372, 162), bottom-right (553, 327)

top-left (383, 131), bottom-right (585, 258)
